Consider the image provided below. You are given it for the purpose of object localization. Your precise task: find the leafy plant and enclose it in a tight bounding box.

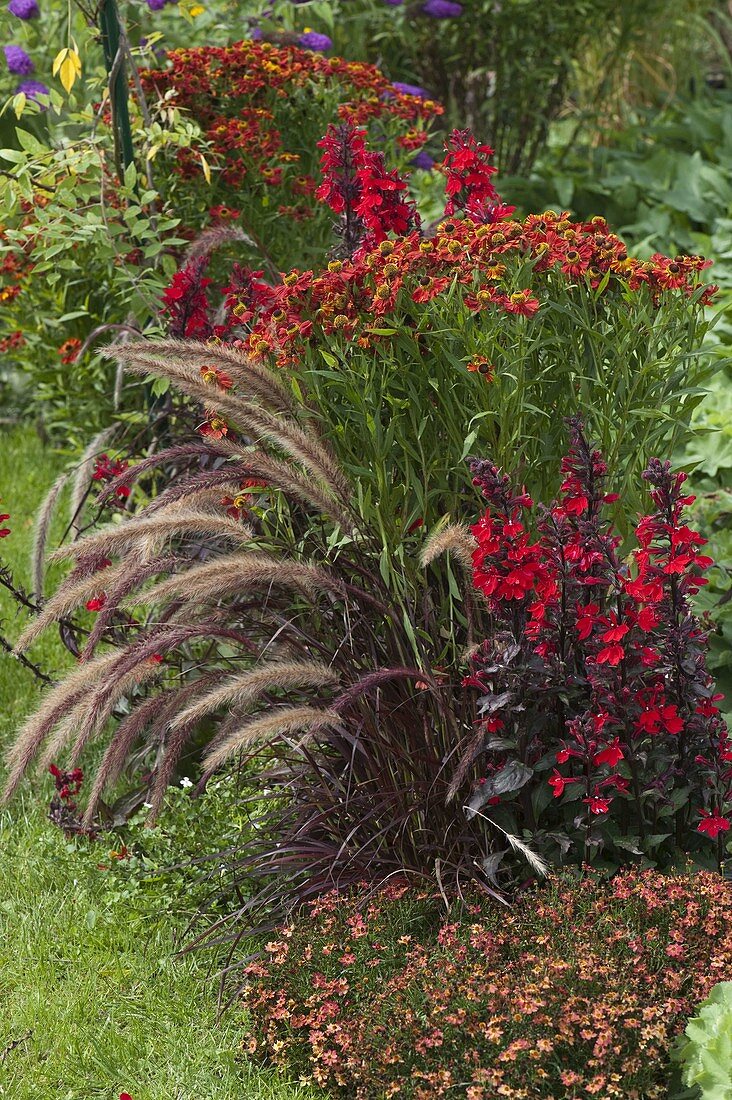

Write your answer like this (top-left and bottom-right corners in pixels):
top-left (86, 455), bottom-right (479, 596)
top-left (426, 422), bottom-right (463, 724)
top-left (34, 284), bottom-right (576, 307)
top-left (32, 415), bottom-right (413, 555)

top-left (461, 419), bottom-right (732, 872)
top-left (3, 335), bottom-right (503, 942)
top-left (0, 37), bottom-right (439, 439)
top-left (220, 129), bottom-right (715, 530)
top-left (674, 982), bottom-right (732, 1100)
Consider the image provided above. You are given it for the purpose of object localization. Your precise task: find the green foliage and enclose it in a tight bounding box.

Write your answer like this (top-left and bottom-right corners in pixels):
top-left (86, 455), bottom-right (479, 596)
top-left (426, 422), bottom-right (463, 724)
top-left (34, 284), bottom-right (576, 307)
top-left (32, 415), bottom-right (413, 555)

top-left (250, 0), bottom-right (715, 172)
top-left (675, 982), bottom-right (732, 1099)
top-left (508, 92), bottom-right (732, 264)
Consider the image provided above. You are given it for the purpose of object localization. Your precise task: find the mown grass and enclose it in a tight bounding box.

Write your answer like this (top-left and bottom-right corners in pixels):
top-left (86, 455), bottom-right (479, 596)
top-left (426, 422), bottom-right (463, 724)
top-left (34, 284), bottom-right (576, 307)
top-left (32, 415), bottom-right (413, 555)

top-left (0, 426), bottom-right (319, 1100)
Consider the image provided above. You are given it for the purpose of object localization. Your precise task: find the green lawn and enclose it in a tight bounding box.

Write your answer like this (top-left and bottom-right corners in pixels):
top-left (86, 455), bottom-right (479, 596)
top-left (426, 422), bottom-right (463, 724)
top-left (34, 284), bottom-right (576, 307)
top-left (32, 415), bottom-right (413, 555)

top-left (0, 427), bottom-right (318, 1100)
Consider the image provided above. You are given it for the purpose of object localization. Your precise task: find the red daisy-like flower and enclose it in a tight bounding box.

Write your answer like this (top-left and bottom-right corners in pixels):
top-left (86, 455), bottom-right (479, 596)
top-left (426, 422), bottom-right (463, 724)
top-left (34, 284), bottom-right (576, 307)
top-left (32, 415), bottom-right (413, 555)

top-left (697, 810), bottom-right (731, 839)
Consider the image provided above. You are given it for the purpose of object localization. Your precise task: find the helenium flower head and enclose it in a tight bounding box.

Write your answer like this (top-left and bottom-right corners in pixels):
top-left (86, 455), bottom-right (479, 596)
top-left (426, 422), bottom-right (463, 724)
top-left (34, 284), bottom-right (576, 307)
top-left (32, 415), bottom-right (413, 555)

top-left (421, 0), bottom-right (462, 15)
top-left (298, 31), bottom-right (332, 51)
top-left (16, 79), bottom-right (49, 104)
top-left (7, 0), bottom-right (39, 17)
top-left (4, 44), bottom-right (33, 74)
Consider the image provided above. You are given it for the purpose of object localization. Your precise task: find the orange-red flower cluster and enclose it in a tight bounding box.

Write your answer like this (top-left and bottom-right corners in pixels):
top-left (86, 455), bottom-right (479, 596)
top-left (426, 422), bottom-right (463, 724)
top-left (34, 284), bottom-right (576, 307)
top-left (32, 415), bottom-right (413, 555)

top-left (224, 210), bottom-right (714, 366)
top-left (139, 41), bottom-right (441, 222)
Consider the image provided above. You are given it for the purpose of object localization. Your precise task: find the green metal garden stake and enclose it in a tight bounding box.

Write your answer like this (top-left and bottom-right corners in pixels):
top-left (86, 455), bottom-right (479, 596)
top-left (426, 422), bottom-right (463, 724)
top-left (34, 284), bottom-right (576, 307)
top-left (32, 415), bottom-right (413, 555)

top-left (98, 0), bottom-right (135, 183)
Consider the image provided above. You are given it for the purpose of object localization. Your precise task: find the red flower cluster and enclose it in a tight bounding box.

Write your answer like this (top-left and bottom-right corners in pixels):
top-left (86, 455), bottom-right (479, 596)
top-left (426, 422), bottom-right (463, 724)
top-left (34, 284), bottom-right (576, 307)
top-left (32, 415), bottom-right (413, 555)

top-left (0, 498), bottom-right (10, 540)
top-left (442, 129), bottom-right (500, 216)
top-left (92, 454), bottom-right (130, 502)
top-left (161, 256), bottom-right (212, 341)
top-left (465, 420), bottom-right (731, 862)
top-left (49, 763), bottom-right (83, 803)
top-left (139, 41), bottom-right (440, 231)
top-left (316, 124), bottom-right (419, 252)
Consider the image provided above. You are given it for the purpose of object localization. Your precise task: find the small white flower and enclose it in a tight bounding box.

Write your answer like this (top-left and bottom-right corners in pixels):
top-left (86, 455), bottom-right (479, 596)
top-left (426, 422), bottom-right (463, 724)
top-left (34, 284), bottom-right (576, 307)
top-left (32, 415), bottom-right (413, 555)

top-left (179, 777), bottom-right (193, 789)
top-left (142, 801), bottom-right (153, 809)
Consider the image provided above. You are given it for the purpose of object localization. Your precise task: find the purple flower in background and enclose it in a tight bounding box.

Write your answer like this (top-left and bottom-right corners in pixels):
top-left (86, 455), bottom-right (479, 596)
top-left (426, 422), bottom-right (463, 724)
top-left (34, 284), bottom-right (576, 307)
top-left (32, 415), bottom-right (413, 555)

top-left (383, 0), bottom-right (403, 5)
top-left (297, 31), bottom-right (332, 51)
top-left (421, 0), bottom-right (462, 15)
top-left (146, 0), bottom-right (167, 10)
top-left (411, 150), bottom-right (435, 170)
top-left (7, 0), bottom-right (39, 18)
top-left (250, 26), bottom-right (264, 39)
top-left (17, 79), bottom-right (49, 105)
top-left (4, 45), bottom-right (33, 74)
top-left (392, 81), bottom-right (429, 98)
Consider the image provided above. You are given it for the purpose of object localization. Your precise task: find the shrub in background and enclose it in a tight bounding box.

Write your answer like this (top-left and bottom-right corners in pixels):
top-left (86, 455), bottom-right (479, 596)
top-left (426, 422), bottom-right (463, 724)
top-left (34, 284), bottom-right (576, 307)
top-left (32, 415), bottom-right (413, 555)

top-left (0, 40), bottom-right (439, 439)
top-left (250, 0), bottom-right (716, 175)
top-left (243, 869), bottom-right (732, 1099)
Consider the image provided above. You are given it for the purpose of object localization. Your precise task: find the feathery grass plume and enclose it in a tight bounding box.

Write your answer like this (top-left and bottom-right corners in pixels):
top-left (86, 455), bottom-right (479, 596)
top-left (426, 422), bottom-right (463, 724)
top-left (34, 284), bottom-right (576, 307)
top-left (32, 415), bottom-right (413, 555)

top-left (236, 404), bottom-right (351, 504)
top-left (13, 556), bottom-right (131, 654)
top-left (133, 552), bottom-right (347, 609)
top-left (133, 449), bottom-right (355, 532)
top-left (184, 224), bottom-right (254, 264)
top-left (171, 660), bottom-right (340, 730)
top-left (202, 706), bottom-right (341, 772)
top-left (119, 338), bottom-right (295, 416)
top-left (446, 723), bottom-right (486, 803)
top-left (73, 621), bottom-right (259, 733)
top-left (116, 351), bottom-right (350, 504)
top-left (469, 809), bottom-right (549, 878)
top-left (80, 554), bottom-right (178, 660)
top-left (81, 691), bottom-right (168, 822)
top-left (143, 672), bottom-right (228, 820)
top-left (2, 651), bottom-right (120, 801)
top-left (49, 509), bottom-right (255, 565)
top-left (82, 674), bottom-right (224, 825)
top-left (31, 471), bottom-right (69, 604)
top-left (69, 426), bottom-right (119, 533)
top-left (420, 523), bottom-right (477, 571)
top-left (41, 659), bottom-right (165, 770)
top-left (332, 667), bottom-right (436, 713)
top-left (134, 465), bottom-right (255, 516)
top-left (105, 351), bottom-right (268, 427)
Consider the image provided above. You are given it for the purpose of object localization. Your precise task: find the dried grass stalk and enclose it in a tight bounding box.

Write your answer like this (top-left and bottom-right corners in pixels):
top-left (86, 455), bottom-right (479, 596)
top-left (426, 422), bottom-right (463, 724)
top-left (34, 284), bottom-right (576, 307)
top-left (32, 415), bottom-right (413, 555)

top-left (420, 523), bottom-right (477, 571)
top-left (172, 660), bottom-right (339, 729)
top-left (69, 426), bottom-right (119, 532)
top-left (14, 557), bottom-right (130, 654)
top-left (51, 509), bottom-right (254, 564)
top-left (2, 652), bottom-right (119, 800)
top-left (202, 706), bottom-right (340, 772)
top-left (31, 472), bottom-right (69, 603)
top-left (134, 552), bottom-right (345, 608)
